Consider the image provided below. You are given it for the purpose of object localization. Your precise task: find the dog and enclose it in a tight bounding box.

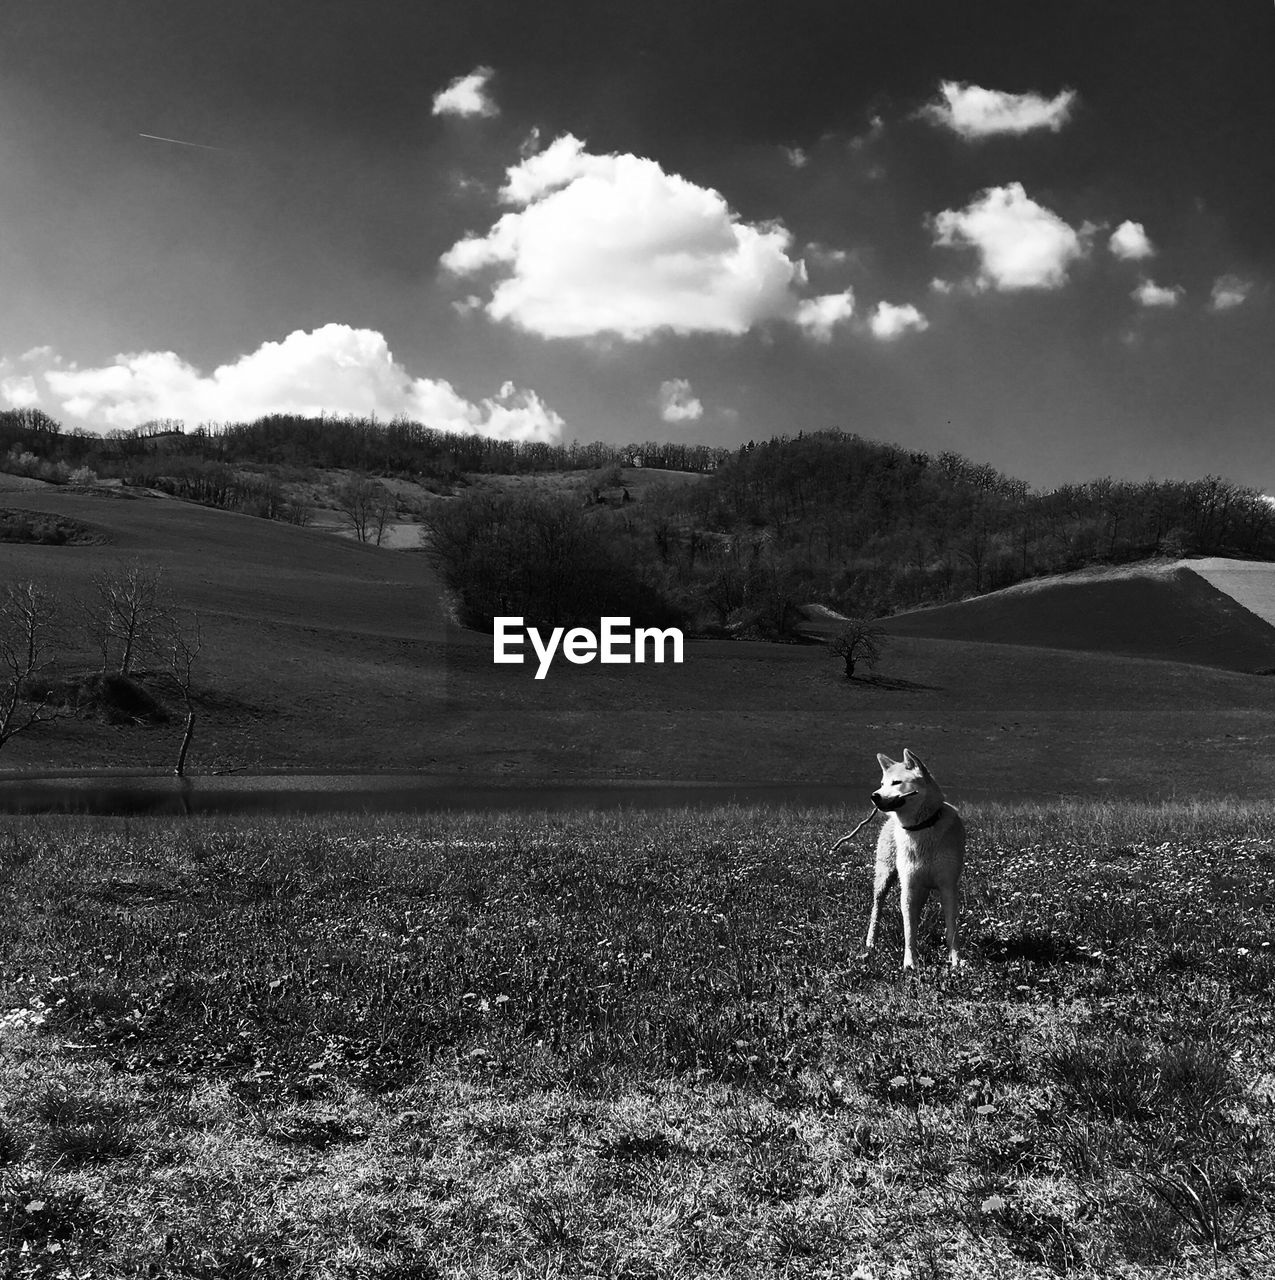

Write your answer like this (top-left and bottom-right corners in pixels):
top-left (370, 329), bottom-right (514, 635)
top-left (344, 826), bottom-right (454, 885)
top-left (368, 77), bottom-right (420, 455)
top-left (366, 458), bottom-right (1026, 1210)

top-left (864, 749), bottom-right (965, 970)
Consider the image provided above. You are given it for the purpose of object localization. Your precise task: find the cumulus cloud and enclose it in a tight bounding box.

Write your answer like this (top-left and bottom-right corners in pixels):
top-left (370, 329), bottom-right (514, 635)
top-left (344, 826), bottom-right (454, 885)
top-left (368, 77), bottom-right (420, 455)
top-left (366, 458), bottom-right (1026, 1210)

top-left (1209, 274), bottom-right (1252, 311)
top-left (431, 66), bottom-right (498, 119)
top-left (1132, 279), bottom-right (1184, 308)
top-left (1, 374), bottom-right (40, 408)
top-left (1108, 220), bottom-right (1155, 261)
top-left (931, 183), bottom-right (1086, 291)
top-left (869, 302), bottom-right (929, 340)
top-left (658, 378), bottom-right (703, 423)
top-left (795, 290), bottom-right (855, 342)
top-left (782, 146), bottom-right (809, 169)
top-left (41, 324), bottom-right (564, 441)
top-left (441, 134), bottom-right (805, 340)
top-left (922, 81), bottom-right (1076, 138)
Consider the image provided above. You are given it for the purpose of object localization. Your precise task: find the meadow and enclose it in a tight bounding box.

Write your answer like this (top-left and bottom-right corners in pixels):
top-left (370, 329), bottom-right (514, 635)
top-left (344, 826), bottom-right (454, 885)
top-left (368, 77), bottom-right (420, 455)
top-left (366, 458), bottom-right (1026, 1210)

top-left (1, 801), bottom-right (1272, 1278)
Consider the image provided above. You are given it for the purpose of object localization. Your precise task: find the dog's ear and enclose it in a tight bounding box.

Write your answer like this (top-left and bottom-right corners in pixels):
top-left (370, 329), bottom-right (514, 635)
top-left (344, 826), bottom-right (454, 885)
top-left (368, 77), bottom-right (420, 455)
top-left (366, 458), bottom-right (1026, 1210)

top-left (876, 752), bottom-right (896, 771)
top-left (902, 748), bottom-right (929, 774)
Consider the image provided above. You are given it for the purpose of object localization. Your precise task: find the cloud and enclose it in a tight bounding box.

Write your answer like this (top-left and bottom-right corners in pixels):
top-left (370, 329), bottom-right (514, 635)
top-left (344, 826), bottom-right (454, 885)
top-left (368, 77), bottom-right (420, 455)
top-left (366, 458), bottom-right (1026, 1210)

top-left (931, 183), bottom-right (1086, 290)
top-left (922, 81), bottom-right (1076, 138)
top-left (1, 375), bottom-right (40, 408)
top-left (451, 294), bottom-right (485, 317)
top-left (795, 290), bottom-right (855, 342)
top-left (849, 116), bottom-right (885, 151)
top-left (1108, 220), bottom-right (1155, 260)
top-left (869, 302), bottom-right (929, 340)
top-left (441, 134), bottom-right (806, 340)
top-left (782, 146), bottom-right (809, 169)
top-left (431, 66), bottom-right (498, 119)
top-left (1209, 274), bottom-right (1252, 311)
top-left (804, 242), bottom-right (851, 268)
top-left (1132, 279), bottom-right (1184, 308)
top-left (658, 378), bottom-right (703, 423)
top-left (41, 324), bottom-right (564, 441)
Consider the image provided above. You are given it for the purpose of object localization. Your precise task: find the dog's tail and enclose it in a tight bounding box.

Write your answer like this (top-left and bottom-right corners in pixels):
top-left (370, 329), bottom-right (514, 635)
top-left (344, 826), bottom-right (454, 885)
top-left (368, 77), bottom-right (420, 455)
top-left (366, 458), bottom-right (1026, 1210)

top-left (828, 807), bottom-right (880, 855)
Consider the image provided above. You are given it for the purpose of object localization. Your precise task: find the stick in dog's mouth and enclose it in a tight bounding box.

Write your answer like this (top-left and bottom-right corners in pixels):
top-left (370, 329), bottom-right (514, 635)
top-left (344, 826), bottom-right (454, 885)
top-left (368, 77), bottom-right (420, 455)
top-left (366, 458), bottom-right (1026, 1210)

top-left (871, 792), bottom-right (910, 812)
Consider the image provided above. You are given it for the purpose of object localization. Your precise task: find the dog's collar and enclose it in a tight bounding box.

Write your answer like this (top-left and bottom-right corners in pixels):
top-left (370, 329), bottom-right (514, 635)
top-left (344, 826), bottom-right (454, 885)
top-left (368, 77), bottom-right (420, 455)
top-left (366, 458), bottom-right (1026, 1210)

top-left (902, 807), bottom-right (944, 832)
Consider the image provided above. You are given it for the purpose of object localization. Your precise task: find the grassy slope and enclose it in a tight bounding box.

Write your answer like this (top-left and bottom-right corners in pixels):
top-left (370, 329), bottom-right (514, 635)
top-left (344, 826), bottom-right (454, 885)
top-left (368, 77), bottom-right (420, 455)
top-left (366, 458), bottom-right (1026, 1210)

top-left (881, 563), bottom-right (1275, 673)
top-left (0, 488), bottom-right (449, 772)
top-left (0, 803), bottom-right (1271, 1278)
top-left (4, 488), bottom-right (1275, 797)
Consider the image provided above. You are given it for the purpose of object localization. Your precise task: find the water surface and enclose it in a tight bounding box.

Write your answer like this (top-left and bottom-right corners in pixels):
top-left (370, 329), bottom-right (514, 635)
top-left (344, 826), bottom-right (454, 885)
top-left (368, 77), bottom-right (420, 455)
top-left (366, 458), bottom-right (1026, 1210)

top-left (0, 773), bottom-right (868, 817)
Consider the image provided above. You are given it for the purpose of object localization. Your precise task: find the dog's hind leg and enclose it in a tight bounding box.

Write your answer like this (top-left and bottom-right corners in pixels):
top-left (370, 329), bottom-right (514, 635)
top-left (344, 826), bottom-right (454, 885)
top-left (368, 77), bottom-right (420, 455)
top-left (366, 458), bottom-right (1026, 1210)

top-left (864, 860), bottom-right (898, 953)
top-left (939, 882), bottom-right (961, 967)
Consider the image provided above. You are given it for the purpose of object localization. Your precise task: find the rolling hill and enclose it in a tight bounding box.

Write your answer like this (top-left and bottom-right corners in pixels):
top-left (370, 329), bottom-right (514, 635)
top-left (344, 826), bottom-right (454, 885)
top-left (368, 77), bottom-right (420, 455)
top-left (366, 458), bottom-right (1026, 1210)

top-left (880, 559), bottom-right (1275, 673)
top-left (3, 486), bottom-right (1275, 800)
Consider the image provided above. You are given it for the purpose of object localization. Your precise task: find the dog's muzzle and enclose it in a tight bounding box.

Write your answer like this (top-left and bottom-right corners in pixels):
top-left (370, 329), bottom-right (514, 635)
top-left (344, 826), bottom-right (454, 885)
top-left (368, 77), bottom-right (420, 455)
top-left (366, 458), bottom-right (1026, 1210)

top-left (871, 791), bottom-right (906, 812)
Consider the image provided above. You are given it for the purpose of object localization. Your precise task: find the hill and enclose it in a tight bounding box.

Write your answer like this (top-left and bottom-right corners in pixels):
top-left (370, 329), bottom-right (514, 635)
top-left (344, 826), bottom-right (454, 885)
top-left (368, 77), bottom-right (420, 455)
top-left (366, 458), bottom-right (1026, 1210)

top-left (5, 486), bottom-right (1275, 801)
top-left (1189, 557), bottom-right (1275, 628)
top-left (0, 486), bottom-right (450, 772)
top-left (881, 560), bottom-right (1275, 673)
top-left (7, 414), bottom-right (1275, 636)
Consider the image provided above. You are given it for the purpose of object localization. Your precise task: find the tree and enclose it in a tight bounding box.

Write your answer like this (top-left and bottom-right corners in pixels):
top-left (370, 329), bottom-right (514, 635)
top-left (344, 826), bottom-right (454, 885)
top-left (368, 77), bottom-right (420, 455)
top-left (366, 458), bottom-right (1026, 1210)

top-left (158, 610), bottom-right (202, 777)
top-left (830, 620), bottom-right (886, 679)
top-left (0, 581), bottom-right (61, 752)
top-left (83, 560), bottom-right (166, 675)
top-left (335, 474), bottom-right (394, 545)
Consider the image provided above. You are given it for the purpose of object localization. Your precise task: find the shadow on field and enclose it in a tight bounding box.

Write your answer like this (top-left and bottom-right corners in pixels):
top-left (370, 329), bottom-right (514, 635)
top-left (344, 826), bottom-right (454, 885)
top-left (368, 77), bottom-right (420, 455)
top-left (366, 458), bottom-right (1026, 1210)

top-left (975, 930), bottom-right (1098, 967)
top-left (848, 672), bottom-right (942, 692)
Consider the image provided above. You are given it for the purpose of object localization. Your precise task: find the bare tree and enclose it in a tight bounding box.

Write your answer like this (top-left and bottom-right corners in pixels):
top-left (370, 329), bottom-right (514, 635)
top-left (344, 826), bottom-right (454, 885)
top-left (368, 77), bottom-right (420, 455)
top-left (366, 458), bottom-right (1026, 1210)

top-left (335, 475), bottom-right (394, 545)
top-left (83, 559), bottom-right (166, 675)
top-left (830, 620), bottom-right (886, 679)
top-left (0, 581), bottom-right (61, 751)
top-left (158, 610), bottom-right (202, 777)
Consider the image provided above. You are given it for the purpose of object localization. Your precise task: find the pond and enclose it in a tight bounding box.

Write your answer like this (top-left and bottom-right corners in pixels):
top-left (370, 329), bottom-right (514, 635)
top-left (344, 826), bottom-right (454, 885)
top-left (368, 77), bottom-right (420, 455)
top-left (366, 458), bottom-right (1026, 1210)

top-left (0, 773), bottom-right (875, 817)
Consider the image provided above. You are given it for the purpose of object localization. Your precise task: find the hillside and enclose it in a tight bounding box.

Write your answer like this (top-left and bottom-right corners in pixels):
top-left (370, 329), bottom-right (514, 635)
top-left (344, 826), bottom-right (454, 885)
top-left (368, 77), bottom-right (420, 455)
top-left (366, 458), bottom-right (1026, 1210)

top-left (881, 560), bottom-right (1275, 673)
top-left (1189, 557), bottom-right (1275, 628)
top-left (7, 415), bottom-right (1275, 638)
top-left (0, 487), bottom-right (450, 772)
top-left (4, 486), bottom-right (1275, 800)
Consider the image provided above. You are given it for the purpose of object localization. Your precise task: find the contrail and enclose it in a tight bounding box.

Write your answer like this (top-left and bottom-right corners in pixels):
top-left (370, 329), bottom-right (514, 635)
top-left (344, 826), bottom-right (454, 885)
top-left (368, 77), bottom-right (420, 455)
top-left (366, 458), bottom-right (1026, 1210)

top-left (138, 132), bottom-right (227, 152)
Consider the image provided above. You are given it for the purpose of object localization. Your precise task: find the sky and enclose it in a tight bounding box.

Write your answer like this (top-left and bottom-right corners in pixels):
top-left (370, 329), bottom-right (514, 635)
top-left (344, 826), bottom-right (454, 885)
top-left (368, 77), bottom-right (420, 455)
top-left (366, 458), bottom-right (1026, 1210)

top-left (0, 0), bottom-right (1271, 488)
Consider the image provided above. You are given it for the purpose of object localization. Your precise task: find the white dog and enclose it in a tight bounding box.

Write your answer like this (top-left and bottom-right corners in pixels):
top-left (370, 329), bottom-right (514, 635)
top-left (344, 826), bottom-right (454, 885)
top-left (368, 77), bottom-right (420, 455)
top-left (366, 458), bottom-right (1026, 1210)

top-left (864, 749), bottom-right (965, 969)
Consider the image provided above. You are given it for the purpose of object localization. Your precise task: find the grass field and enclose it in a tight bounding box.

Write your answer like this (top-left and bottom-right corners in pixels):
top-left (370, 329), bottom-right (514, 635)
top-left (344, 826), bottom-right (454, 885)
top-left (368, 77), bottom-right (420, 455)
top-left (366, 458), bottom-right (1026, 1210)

top-left (1, 802), bottom-right (1272, 1277)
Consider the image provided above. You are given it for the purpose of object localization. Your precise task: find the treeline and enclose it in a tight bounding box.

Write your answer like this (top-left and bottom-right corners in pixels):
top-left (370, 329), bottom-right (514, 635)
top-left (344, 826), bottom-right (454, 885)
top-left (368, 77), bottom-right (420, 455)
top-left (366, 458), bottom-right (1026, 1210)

top-left (139, 458), bottom-right (313, 524)
top-left (624, 431), bottom-right (1275, 625)
top-left (0, 409), bottom-right (728, 481)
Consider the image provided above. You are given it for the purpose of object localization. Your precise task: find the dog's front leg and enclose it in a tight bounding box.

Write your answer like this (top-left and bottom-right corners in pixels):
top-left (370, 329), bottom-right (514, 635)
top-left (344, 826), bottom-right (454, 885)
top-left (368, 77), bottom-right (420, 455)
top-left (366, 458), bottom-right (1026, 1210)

top-left (939, 883), bottom-right (961, 967)
top-left (900, 881), bottom-right (927, 970)
top-left (864, 859), bottom-right (897, 953)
